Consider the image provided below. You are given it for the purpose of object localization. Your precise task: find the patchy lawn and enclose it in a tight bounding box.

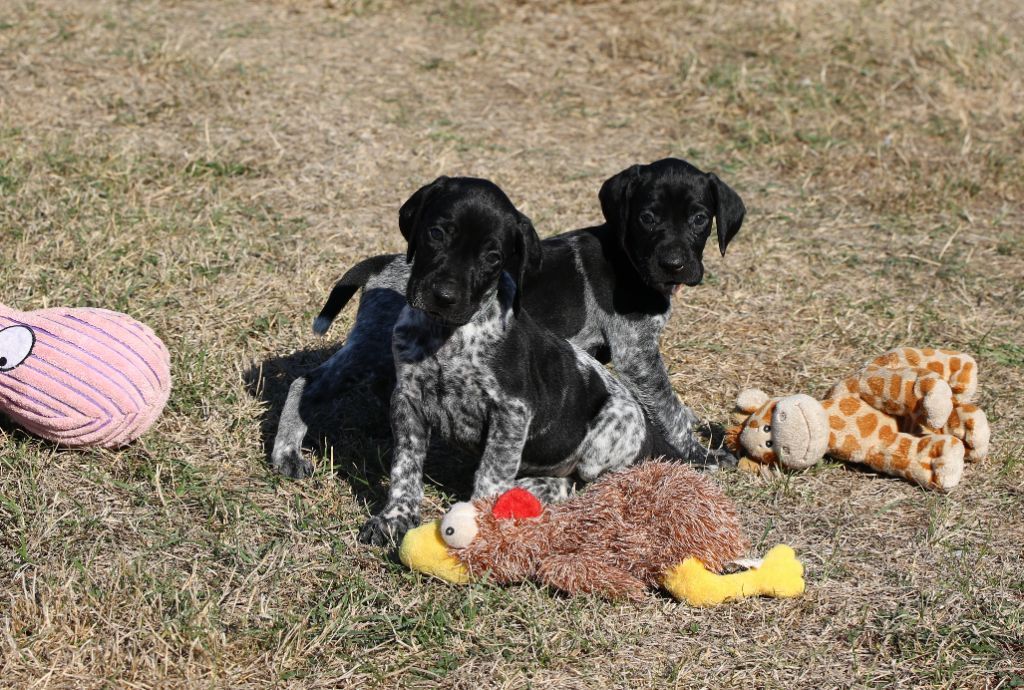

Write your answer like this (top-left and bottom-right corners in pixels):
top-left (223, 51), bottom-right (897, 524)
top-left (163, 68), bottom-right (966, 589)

top-left (1, 0), bottom-right (1022, 687)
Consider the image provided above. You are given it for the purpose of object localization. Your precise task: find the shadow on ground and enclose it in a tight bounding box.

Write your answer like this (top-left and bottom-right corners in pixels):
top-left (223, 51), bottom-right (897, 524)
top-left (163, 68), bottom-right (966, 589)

top-left (243, 344), bottom-right (477, 513)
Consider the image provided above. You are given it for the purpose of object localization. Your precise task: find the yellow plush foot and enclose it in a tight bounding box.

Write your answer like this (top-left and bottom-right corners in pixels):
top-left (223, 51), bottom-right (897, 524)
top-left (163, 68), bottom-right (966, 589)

top-left (661, 544), bottom-right (805, 606)
top-left (751, 545), bottom-right (806, 597)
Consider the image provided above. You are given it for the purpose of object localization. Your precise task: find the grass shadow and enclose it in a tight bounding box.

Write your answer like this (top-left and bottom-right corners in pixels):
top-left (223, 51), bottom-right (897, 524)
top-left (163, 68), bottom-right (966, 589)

top-left (243, 344), bottom-right (478, 514)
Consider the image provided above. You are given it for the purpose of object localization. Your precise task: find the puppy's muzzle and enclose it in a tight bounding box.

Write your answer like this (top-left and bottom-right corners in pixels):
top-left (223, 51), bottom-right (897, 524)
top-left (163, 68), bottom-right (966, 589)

top-left (429, 282), bottom-right (458, 309)
top-left (656, 252), bottom-right (702, 289)
top-left (410, 279), bottom-right (472, 324)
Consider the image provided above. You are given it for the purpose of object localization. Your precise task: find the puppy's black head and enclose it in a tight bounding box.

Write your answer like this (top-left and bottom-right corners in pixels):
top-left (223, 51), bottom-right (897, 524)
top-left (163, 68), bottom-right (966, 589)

top-left (399, 176), bottom-right (541, 325)
top-left (599, 158), bottom-right (745, 295)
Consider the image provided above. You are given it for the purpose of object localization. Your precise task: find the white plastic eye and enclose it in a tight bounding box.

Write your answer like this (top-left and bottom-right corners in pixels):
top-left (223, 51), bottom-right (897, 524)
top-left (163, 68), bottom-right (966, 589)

top-left (439, 502), bottom-right (478, 549)
top-left (0, 326), bottom-right (35, 372)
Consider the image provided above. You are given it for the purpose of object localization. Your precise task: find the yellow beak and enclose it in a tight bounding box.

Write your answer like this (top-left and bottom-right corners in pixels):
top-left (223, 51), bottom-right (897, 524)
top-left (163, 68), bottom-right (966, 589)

top-left (398, 520), bottom-right (471, 585)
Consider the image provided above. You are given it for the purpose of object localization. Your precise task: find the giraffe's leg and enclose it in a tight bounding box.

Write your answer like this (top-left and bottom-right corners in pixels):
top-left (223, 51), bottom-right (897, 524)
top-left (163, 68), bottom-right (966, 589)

top-left (867, 348), bottom-right (978, 403)
top-left (946, 354), bottom-right (979, 402)
top-left (823, 395), bottom-right (964, 491)
top-left (862, 432), bottom-right (964, 491)
top-left (857, 365), bottom-right (952, 428)
top-left (936, 404), bottom-right (990, 463)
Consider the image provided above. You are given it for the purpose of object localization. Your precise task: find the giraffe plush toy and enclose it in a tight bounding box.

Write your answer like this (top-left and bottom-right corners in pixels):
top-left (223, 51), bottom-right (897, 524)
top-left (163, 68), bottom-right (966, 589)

top-left (725, 348), bottom-right (990, 491)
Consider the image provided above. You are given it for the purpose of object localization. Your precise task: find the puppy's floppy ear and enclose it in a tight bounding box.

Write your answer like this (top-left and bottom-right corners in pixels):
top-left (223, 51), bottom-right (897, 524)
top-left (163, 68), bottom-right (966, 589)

top-left (599, 164), bottom-right (641, 235)
top-left (510, 212), bottom-right (542, 315)
top-left (398, 176), bottom-right (448, 262)
top-left (707, 172), bottom-right (745, 256)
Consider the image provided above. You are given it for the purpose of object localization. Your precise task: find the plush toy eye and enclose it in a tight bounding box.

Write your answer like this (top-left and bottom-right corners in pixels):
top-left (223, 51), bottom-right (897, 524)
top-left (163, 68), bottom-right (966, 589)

top-left (0, 326), bottom-right (35, 372)
top-left (428, 226), bottom-right (445, 241)
top-left (763, 425), bottom-right (771, 432)
top-left (440, 501), bottom-right (478, 549)
top-left (765, 440), bottom-right (773, 448)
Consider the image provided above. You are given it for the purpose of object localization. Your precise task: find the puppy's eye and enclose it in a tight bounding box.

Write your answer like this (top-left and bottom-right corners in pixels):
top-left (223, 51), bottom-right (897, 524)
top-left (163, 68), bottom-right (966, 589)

top-left (692, 212), bottom-right (709, 227)
top-left (485, 250), bottom-right (502, 267)
top-left (638, 211), bottom-right (656, 226)
top-left (428, 227), bottom-right (445, 241)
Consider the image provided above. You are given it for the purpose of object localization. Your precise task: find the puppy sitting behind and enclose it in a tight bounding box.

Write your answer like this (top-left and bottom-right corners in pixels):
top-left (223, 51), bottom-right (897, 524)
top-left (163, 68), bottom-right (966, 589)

top-left (359, 177), bottom-right (708, 546)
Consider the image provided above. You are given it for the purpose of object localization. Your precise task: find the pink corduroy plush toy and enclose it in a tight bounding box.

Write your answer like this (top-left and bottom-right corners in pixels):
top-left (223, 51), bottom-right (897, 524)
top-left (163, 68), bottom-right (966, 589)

top-left (0, 304), bottom-right (172, 448)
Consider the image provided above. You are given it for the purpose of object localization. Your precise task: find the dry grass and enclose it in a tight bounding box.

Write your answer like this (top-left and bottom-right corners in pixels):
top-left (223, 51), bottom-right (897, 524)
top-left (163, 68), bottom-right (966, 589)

top-left (2, 0), bottom-right (1023, 687)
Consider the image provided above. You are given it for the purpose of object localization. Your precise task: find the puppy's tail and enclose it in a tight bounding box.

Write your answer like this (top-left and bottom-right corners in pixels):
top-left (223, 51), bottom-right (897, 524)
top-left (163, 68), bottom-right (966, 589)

top-left (313, 254), bottom-right (399, 335)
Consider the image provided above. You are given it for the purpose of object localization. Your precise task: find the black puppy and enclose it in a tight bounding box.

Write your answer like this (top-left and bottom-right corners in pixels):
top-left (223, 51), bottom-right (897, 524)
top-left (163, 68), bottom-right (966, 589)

top-left (359, 178), bottom-right (683, 545)
top-left (271, 158), bottom-right (745, 478)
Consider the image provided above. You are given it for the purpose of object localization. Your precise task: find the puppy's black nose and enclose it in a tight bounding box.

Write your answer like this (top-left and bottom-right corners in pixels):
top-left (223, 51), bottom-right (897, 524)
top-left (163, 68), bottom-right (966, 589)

top-left (659, 256), bottom-right (686, 272)
top-left (431, 284), bottom-right (457, 307)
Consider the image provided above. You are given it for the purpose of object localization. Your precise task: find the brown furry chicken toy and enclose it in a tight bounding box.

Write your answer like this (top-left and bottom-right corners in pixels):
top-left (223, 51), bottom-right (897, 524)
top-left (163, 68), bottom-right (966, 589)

top-left (399, 462), bottom-right (805, 605)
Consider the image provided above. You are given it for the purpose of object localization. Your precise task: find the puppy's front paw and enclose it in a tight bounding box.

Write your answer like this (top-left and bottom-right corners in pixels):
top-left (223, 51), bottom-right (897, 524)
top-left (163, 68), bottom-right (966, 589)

top-left (690, 447), bottom-right (737, 472)
top-left (712, 447), bottom-right (739, 469)
top-left (270, 444), bottom-right (313, 479)
top-left (358, 512), bottom-right (417, 546)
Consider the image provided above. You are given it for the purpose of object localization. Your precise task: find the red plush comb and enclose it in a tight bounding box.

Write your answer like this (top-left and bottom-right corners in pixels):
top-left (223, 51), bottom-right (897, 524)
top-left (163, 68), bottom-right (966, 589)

top-left (491, 487), bottom-right (543, 520)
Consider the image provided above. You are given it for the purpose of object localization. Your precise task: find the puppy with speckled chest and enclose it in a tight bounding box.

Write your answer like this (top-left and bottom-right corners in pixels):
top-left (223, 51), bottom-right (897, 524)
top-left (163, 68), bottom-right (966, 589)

top-left (272, 159), bottom-right (746, 483)
top-left (358, 178), bottom-right (685, 546)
